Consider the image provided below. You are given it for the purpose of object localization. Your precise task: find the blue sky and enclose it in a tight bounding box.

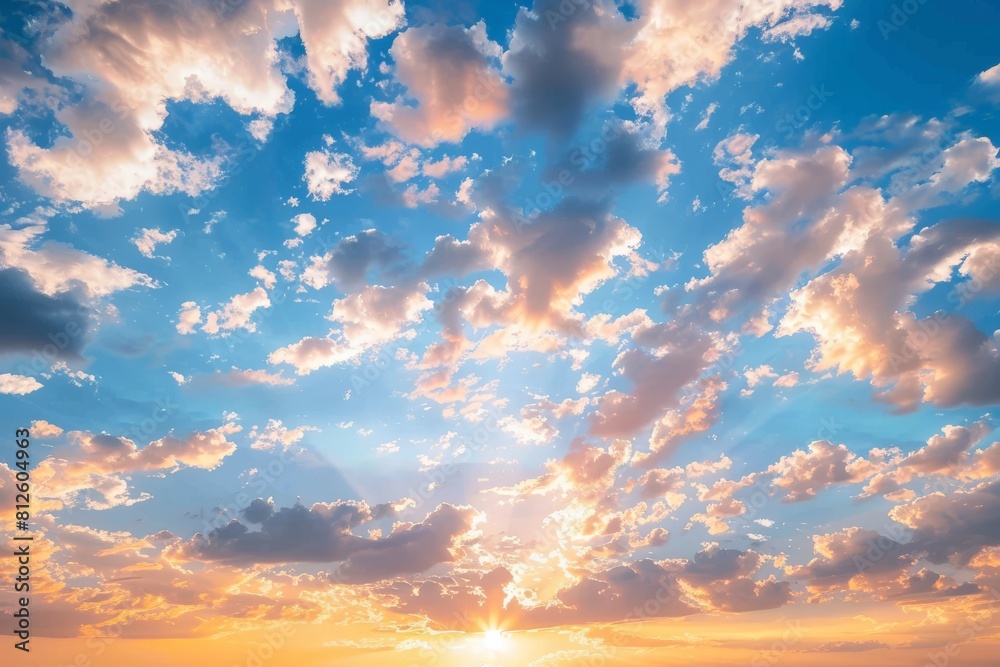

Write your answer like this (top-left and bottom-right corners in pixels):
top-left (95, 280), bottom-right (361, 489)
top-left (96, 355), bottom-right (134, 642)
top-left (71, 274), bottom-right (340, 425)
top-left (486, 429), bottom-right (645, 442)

top-left (1, 0), bottom-right (1000, 664)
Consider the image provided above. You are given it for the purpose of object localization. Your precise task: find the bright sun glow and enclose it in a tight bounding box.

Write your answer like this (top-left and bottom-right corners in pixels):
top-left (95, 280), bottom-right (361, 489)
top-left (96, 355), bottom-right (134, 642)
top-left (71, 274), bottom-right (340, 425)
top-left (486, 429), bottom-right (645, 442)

top-left (481, 629), bottom-right (509, 652)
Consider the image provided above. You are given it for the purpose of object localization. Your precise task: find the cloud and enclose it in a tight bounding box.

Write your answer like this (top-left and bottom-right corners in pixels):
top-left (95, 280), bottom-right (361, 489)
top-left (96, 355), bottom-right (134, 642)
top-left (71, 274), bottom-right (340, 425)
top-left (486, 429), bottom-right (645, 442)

top-left (183, 500), bottom-right (480, 583)
top-left (301, 229), bottom-right (405, 292)
top-left (303, 147), bottom-right (359, 200)
top-left (176, 301), bottom-right (201, 335)
top-left (481, 200), bottom-right (645, 334)
top-left (974, 62), bottom-right (1000, 100)
top-left (695, 102), bottom-right (718, 131)
top-left (410, 196), bottom-right (649, 401)
top-left (291, 0), bottom-right (405, 105)
top-left (0, 373), bottom-right (43, 395)
top-left (498, 411), bottom-right (558, 446)
top-left (763, 13), bottom-right (835, 42)
top-left (270, 282), bottom-right (432, 374)
top-left (767, 441), bottom-right (888, 503)
top-left (773, 371), bottom-right (799, 387)
top-left (1, 212), bottom-right (155, 298)
top-left (778, 218), bottom-right (1000, 412)
top-left (31, 420), bottom-right (63, 437)
top-left (197, 367), bottom-right (295, 388)
top-left (249, 419), bottom-right (318, 451)
top-left (861, 421), bottom-right (993, 499)
top-left (35, 425), bottom-right (239, 509)
top-left (202, 287), bottom-right (271, 336)
top-left (689, 144), bottom-right (855, 322)
top-left (811, 641), bottom-right (891, 652)
top-left (0, 267), bottom-right (91, 361)
top-left (507, 546), bottom-right (789, 628)
top-left (888, 480), bottom-right (1000, 567)
top-left (523, 559), bottom-right (694, 626)
top-left (3, 0), bottom-right (293, 211)
top-left (385, 148), bottom-right (421, 182)
top-left (249, 265), bottom-right (277, 289)
top-left (549, 120), bottom-right (682, 202)
top-left (744, 365), bottom-right (777, 388)
top-left (714, 132), bottom-right (759, 199)
top-left (640, 376), bottom-right (727, 466)
top-left (576, 373), bottom-right (601, 394)
top-left (793, 480), bottom-right (1000, 601)
top-left (131, 228), bottom-right (177, 258)
top-left (372, 22), bottom-right (507, 146)
top-left (0, 36), bottom-right (46, 116)
top-left (401, 182), bottom-right (440, 207)
top-left (623, 0), bottom-right (843, 130)
top-left (292, 212), bottom-right (318, 237)
top-left (633, 467), bottom-right (685, 501)
top-left (503, 0), bottom-right (633, 138)
top-left (891, 135), bottom-right (1000, 211)
top-left (2, 0), bottom-right (407, 211)
top-left (422, 155), bottom-right (468, 178)
top-left (590, 327), bottom-right (714, 441)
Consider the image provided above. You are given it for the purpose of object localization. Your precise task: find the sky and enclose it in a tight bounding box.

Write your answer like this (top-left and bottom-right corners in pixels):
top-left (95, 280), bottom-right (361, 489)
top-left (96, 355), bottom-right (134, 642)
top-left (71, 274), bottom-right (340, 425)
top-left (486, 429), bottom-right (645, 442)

top-left (1, 0), bottom-right (999, 665)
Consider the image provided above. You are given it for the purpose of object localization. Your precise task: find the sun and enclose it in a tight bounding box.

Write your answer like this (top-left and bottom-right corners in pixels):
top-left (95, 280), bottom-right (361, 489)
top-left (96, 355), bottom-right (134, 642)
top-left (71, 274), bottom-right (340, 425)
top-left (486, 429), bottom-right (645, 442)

top-left (481, 628), bottom-right (509, 652)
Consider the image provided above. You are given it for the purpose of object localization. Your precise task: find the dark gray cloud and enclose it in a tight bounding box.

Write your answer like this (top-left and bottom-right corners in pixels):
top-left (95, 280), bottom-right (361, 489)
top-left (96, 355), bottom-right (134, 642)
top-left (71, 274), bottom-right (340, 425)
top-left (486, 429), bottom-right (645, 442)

top-left (545, 121), bottom-right (679, 199)
top-left (183, 500), bottom-right (479, 583)
top-left (302, 228), bottom-right (408, 292)
top-left (503, 0), bottom-right (632, 138)
top-left (0, 267), bottom-right (90, 360)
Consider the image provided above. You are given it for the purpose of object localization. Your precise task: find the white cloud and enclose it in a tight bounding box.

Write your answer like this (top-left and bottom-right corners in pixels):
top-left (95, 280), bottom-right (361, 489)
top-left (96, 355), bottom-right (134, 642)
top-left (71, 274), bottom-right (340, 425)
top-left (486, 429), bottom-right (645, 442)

top-left (423, 155), bottom-right (469, 179)
top-left (376, 440), bottom-right (400, 454)
top-left (176, 302), bottom-right (202, 335)
top-left (202, 288), bottom-right (271, 336)
top-left (292, 213), bottom-right (318, 237)
top-left (773, 372), bottom-right (799, 388)
top-left (695, 102), bottom-right (719, 131)
top-left (249, 419), bottom-right (318, 451)
top-left (576, 373), bottom-right (601, 394)
top-left (291, 0), bottom-right (405, 105)
top-left (249, 265), bottom-right (277, 289)
top-left (247, 118), bottom-right (274, 142)
top-left (131, 228), bottom-right (177, 259)
top-left (0, 373), bottom-right (43, 395)
top-left (1, 212), bottom-right (155, 298)
top-left (974, 63), bottom-right (1000, 90)
top-left (270, 283), bottom-right (432, 374)
top-left (744, 365), bottom-right (777, 388)
top-left (304, 148), bottom-right (359, 201)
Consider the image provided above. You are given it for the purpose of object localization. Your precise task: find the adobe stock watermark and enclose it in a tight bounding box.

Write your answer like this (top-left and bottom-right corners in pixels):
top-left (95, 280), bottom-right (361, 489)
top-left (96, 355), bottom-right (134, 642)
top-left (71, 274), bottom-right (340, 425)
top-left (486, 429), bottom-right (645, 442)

top-left (732, 416), bottom-right (842, 533)
top-left (878, 0), bottom-right (931, 40)
top-left (887, 253), bottom-right (1000, 375)
top-left (544, 0), bottom-right (595, 30)
top-left (775, 85), bottom-right (834, 140)
top-left (125, 397), bottom-right (180, 443)
top-left (13, 308), bottom-right (88, 379)
top-left (584, 579), bottom-right (682, 666)
top-left (852, 521), bottom-right (913, 574)
top-left (201, 446), bottom-right (298, 538)
top-left (750, 618), bottom-right (805, 667)
top-left (403, 403), bottom-right (508, 516)
top-left (230, 624), bottom-right (296, 667)
top-left (923, 588), bottom-right (1000, 667)
top-left (54, 617), bottom-right (137, 667)
top-left (513, 120), bottom-right (631, 232)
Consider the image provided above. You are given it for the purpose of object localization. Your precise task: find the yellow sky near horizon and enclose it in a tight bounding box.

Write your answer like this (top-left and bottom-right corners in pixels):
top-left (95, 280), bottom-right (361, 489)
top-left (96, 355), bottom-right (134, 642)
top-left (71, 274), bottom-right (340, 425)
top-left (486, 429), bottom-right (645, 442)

top-left (14, 600), bottom-right (1000, 667)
